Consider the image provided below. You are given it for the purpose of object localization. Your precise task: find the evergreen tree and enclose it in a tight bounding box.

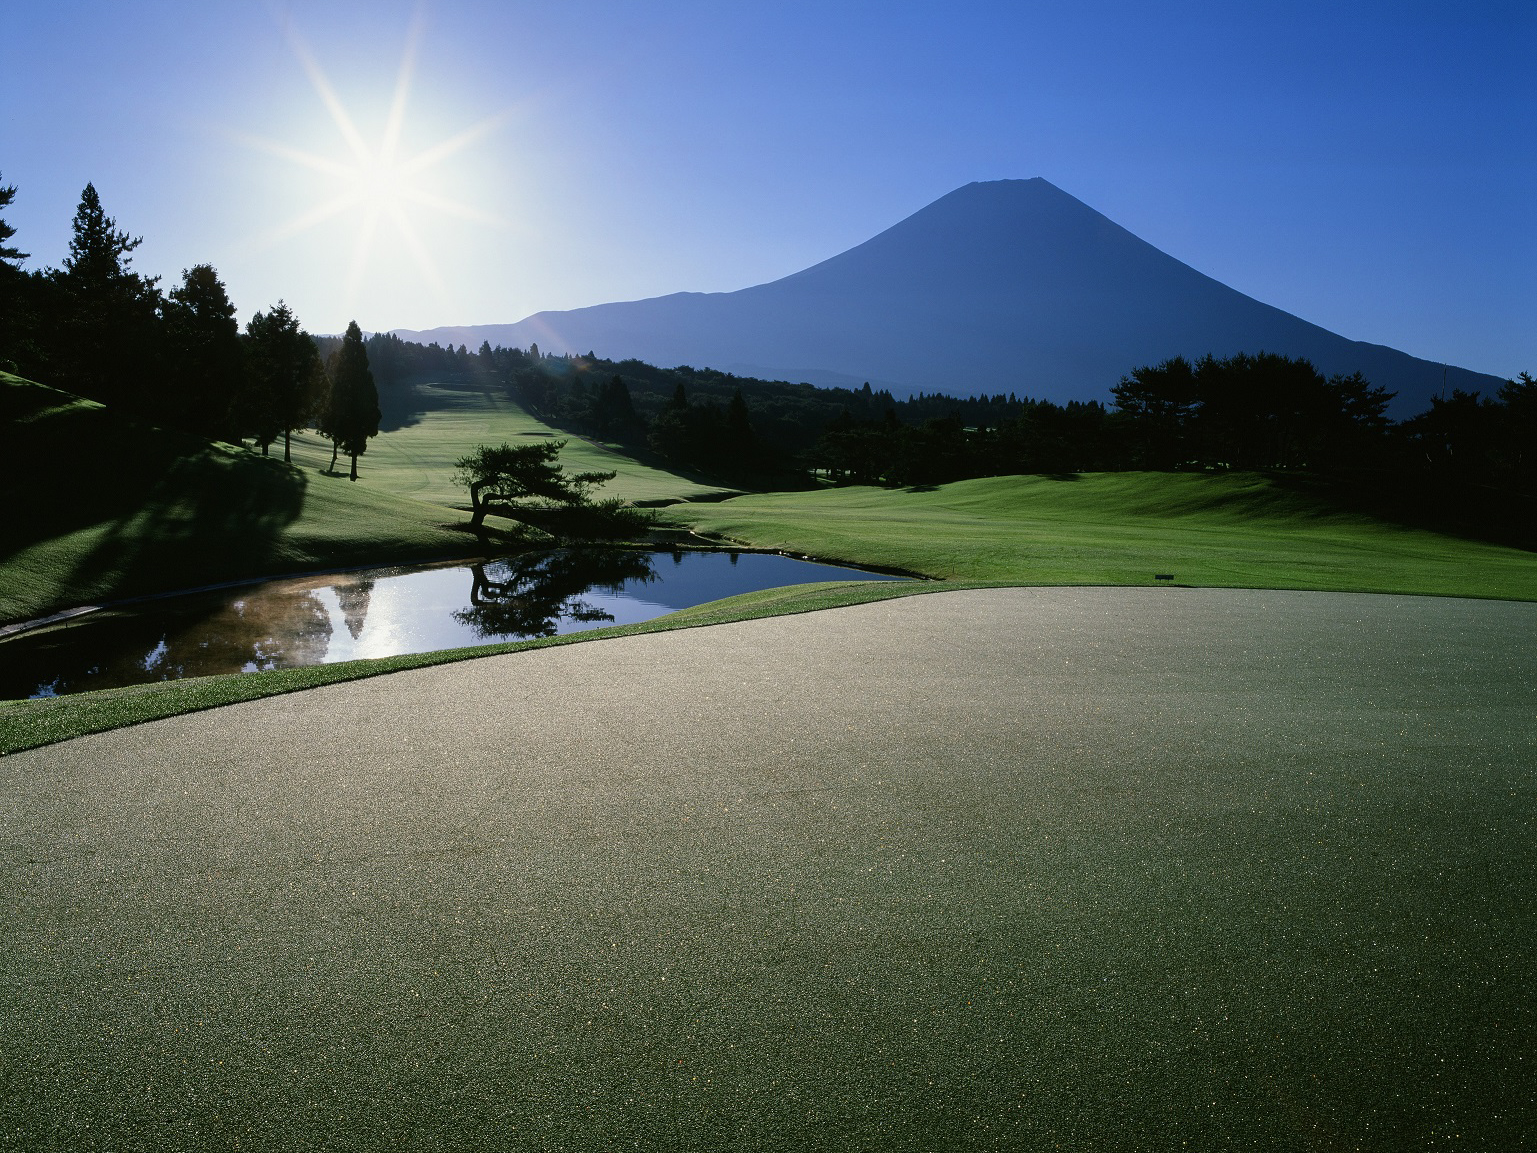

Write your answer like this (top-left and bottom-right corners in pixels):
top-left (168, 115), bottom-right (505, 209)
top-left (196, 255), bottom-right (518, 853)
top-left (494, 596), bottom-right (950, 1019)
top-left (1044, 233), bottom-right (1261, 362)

top-left (724, 386), bottom-right (757, 464)
top-left (243, 301), bottom-right (322, 461)
top-left (0, 174), bottom-right (27, 268)
top-left (53, 183), bottom-right (162, 410)
top-left (161, 265), bottom-right (242, 438)
top-left (0, 174), bottom-right (33, 375)
top-left (318, 320), bottom-right (381, 480)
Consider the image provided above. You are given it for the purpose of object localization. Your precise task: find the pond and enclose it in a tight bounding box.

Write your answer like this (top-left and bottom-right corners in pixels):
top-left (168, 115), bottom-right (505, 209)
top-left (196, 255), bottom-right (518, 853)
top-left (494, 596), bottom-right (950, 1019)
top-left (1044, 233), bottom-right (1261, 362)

top-left (0, 549), bottom-right (906, 700)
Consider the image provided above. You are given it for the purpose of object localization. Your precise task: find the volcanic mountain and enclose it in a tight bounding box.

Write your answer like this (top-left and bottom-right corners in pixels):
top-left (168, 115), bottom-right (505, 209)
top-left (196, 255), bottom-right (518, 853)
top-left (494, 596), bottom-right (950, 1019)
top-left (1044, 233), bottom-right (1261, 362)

top-left (398, 179), bottom-right (1500, 415)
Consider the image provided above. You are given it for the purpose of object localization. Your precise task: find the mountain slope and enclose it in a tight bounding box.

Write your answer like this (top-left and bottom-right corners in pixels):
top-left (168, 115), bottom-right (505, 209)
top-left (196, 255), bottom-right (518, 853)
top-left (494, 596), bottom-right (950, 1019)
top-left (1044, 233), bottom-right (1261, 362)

top-left (400, 179), bottom-right (1501, 415)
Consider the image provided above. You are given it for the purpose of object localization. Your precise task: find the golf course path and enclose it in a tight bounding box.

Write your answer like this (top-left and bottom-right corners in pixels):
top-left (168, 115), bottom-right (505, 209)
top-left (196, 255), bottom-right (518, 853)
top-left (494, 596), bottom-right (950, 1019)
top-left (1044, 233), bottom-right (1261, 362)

top-left (4, 587), bottom-right (1534, 1151)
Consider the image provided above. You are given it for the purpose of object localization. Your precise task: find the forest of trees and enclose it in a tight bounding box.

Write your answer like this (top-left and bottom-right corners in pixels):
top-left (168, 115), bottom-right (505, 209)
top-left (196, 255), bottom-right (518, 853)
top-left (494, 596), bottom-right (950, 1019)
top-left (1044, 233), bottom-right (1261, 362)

top-left (0, 177), bottom-right (380, 475)
top-left (364, 334), bottom-right (1535, 528)
top-left (2, 174), bottom-right (1532, 544)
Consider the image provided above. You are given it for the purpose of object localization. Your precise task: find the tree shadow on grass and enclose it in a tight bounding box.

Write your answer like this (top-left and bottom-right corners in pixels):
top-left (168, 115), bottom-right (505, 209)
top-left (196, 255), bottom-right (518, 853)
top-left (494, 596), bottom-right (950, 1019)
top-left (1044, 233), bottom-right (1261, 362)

top-left (63, 449), bottom-right (309, 601)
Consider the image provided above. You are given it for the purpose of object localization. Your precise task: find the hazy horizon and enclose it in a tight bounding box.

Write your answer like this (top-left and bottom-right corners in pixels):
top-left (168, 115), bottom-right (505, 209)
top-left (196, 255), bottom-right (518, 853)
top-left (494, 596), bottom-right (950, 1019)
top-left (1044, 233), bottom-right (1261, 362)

top-left (5, 2), bottom-right (1533, 379)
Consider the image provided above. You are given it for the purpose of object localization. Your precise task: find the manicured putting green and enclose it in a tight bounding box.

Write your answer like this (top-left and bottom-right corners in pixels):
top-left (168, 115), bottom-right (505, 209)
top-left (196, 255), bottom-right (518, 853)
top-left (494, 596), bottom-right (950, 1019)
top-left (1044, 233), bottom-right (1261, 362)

top-left (3, 588), bottom-right (1532, 1149)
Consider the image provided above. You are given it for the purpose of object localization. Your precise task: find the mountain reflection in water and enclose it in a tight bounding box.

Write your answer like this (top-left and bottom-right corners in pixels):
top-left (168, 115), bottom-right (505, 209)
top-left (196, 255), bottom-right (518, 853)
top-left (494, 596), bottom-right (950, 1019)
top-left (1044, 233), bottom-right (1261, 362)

top-left (1, 548), bottom-right (901, 699)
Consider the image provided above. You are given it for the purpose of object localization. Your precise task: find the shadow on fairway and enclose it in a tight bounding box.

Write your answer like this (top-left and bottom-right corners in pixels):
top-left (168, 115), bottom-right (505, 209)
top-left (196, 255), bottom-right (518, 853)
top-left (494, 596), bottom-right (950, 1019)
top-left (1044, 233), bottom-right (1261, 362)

top-left (64, 449), bottom-right (308, 594)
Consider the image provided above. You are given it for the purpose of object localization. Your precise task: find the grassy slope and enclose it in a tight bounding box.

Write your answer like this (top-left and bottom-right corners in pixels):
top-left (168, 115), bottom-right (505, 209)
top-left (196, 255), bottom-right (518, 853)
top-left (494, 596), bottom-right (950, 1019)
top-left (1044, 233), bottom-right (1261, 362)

top-left (661, 471), bottom-right (1537, 600)
top-left (285, 382), bottom-right (733, 508)
top-left (0, 375), bottom-right (724, 626)
top-left (0, 374), bottom-right (546, 624)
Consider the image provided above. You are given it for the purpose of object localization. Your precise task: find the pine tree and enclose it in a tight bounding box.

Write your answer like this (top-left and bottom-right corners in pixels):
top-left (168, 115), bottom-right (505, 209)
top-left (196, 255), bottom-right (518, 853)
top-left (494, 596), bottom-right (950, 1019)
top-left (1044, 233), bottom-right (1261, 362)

top-left (0, 174), bottom-right (31, 374)
top-left (161, 265), bottom-right (242, 438)
top-left (53, 183), bottom-right (162, 409)
top-left (244, 301), bottom-right (322, 461)
top-left (0, 174), bottom-right (27, 268)
top-left (319, 320), bottom-right (381, 480)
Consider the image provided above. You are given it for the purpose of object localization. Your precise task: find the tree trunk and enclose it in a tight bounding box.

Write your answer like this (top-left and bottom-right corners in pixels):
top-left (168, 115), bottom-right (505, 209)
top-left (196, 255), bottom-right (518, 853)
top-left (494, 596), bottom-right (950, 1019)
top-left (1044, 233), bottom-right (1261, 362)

top-left (283, 429), bottom-right (292, 463)
top-left (350, 450), bottom-right (358, 481)
top-left (329, 440), bottom-right (339, 472)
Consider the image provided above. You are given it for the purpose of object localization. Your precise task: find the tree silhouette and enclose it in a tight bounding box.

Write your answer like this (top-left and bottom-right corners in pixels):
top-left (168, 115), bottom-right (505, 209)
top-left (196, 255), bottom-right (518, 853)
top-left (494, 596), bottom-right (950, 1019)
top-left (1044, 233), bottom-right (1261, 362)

top-left (244, 301), bottom-right (323, 461)
top-left (453, 549), bottom-right (656, 639)
top-left (318, 320), bottom-right (381, 480)
top-left (454, 440), bottom-right (615, 528)
top-left (0, 174), bottom-right (27, 268)
top-left (0, 174), bottom-right (32, 376)
top-left (53, 183), bottom-right (161, 410)
top-left (161, 264), bottom-right (242, 439)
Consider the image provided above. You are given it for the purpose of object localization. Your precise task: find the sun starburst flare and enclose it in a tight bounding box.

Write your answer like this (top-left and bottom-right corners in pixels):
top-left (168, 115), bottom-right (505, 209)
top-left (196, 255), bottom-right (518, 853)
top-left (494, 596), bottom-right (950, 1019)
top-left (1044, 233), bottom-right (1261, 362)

top-left (232, 10), bottom-right (513, 312)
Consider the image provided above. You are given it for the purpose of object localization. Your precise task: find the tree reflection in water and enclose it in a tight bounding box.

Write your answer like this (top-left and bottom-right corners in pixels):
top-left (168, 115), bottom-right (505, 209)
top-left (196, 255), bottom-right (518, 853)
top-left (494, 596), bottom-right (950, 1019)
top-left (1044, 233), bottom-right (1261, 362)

top-left (453, 548), bottom-right (658, 639)
top-left (334, 578), bottom-right (375, 641)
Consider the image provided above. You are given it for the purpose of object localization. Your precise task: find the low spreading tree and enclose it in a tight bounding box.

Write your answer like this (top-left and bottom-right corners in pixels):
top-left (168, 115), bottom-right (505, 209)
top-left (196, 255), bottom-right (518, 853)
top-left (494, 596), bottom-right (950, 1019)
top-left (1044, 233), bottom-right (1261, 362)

top-left (453, 440), bottom-right (617, 528)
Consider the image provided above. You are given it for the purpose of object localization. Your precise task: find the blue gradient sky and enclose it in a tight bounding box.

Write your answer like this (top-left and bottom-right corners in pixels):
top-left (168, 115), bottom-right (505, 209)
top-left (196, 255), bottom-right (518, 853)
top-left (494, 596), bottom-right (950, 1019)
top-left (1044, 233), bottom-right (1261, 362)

top-left (5, 2), bottom-right (1532, 377)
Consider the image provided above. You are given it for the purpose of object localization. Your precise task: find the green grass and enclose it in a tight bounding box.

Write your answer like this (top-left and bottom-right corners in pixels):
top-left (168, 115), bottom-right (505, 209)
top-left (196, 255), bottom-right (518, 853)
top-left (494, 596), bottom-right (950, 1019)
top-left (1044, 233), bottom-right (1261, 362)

top-left (6, 371), bottom-right (1535, 754)
top-left (285, 382), bottom-right (734, 508)
top-left (0, 374), bottom-right (547, 625)
top-left (0, 374), bottom-right (723, 626)
top-left (660, 471), bottom-right (1537, 600)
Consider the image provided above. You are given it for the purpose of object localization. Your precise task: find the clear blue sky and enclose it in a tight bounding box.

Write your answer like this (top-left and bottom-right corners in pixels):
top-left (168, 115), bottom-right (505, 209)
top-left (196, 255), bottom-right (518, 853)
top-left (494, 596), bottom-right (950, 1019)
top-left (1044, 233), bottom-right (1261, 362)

top-left (5, 1), bottom-right (1532, 378)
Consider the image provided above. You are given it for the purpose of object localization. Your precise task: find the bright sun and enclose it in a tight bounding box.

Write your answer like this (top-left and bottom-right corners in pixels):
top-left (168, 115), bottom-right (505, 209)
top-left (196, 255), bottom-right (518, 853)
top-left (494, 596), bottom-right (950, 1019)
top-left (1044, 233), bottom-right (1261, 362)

top-left (239, 12), bottom-right (508, 308)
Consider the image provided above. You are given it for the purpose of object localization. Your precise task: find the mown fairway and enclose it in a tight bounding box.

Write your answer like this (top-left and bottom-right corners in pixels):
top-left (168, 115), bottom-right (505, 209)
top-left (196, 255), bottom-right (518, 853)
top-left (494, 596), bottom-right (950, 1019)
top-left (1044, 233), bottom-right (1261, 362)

top-left (284, 382), bottom-right (733, 509)
top-left (662, 472), bottom-right (1537, 600)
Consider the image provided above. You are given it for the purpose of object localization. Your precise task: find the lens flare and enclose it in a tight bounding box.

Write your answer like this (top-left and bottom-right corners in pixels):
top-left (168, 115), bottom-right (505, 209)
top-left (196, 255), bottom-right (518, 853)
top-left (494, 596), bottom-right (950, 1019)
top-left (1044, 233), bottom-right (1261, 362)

top-left (234, 8), bottom-right (511, 313)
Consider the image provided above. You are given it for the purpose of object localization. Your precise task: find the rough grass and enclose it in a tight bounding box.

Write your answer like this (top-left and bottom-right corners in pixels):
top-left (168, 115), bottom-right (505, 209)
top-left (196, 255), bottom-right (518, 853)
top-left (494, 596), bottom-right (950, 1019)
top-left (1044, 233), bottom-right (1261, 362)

top-left (284, 382), bottom-right (734, 508)
top-left (661, 472), bottom-right (1537, 600)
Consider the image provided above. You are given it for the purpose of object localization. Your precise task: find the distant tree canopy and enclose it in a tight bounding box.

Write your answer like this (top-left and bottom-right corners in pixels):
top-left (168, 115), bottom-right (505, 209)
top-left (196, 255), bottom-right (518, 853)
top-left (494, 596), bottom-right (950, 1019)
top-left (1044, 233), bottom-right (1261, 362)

top-left (1111, 352), bottom-right (1394, 470)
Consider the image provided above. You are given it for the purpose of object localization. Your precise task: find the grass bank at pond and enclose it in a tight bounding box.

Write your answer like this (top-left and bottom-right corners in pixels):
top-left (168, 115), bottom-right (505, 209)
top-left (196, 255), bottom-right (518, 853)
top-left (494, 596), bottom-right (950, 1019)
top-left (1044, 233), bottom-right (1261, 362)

top-left (285, 382), bottom-right (733, 508)
top-left (662, 471), bottom-right (1537, 600)
top-left (0, 374), bottom-right (538, 625)
top-left (0, 579), bottom-right (935, 755)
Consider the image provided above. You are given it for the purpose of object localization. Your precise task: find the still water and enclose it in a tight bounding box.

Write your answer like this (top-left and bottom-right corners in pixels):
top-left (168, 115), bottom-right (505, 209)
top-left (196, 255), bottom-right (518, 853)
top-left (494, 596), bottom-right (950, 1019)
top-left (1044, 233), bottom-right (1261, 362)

top-left (0, 549), bottom-right (903, 699)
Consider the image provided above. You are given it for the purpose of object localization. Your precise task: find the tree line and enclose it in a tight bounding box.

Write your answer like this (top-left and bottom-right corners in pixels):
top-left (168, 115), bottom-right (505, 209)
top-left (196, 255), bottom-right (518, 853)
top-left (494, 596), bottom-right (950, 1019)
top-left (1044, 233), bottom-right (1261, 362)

top-left (371, 335), bottom-right (1536, 514)
top-left (0, 176), bottom-right (380, 477)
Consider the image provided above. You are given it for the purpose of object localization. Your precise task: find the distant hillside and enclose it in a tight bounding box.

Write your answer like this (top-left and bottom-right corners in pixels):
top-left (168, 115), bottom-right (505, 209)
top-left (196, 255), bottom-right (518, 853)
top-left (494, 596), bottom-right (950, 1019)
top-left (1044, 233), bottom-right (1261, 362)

top-left (398, 179), bottom-right (1503, 417)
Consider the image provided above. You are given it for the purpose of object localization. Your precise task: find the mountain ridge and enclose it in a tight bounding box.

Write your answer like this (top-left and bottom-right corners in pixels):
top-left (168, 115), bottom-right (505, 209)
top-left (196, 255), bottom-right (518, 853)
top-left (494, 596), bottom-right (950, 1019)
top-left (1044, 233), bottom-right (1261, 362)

top-left (397, 179), bottom-right (1502, 415)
